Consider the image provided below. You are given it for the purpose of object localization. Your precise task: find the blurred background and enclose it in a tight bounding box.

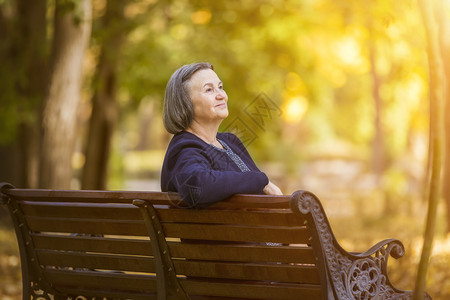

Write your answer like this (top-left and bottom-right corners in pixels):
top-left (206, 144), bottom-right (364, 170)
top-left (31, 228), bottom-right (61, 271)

top-left (0, 0), bottom-right (449, 299)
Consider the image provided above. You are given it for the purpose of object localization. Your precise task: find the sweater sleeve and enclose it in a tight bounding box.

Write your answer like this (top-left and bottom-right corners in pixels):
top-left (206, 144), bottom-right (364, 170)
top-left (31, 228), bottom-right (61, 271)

top-left (168, 147), bottom-right (269, 208)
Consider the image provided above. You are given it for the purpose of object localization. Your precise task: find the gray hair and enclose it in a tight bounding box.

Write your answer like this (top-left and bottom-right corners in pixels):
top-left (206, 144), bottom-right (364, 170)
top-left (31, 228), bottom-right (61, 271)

top-left (163, 62), bottom-right (214, 134)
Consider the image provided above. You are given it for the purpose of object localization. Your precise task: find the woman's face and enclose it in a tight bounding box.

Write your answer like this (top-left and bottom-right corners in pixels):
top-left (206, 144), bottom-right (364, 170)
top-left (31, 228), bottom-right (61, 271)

top-left (187, 68), bottom-right (228, 126)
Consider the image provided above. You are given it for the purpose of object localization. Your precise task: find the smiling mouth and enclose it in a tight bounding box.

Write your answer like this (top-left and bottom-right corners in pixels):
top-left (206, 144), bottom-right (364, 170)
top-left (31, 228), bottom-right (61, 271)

top-left (215, 103), bottom-right (227, 107)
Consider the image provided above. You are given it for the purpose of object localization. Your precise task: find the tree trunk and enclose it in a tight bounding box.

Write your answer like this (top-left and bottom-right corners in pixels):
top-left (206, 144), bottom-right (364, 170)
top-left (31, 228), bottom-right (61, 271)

top-left (39, 0), bottom-right (92, 189)
top-left (0, 0), bottom-right (47, 188)
top-left (369, 48), bottom-right (384, 181)
top-left (81, 0), bottom-right (127, 190)
top-left (16, 0), bottom-right (48, 188)
top-left (367, 20), bottom-right (386, 192)
top-left (436, 0), bottom-right (450, 234)
top-left (414, 0), bottom-right (446, 298)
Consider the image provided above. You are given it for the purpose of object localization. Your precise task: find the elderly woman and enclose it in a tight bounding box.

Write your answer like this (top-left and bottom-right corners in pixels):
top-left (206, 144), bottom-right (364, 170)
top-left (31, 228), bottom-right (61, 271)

top-left (161, 62), bottom-right (282, 208)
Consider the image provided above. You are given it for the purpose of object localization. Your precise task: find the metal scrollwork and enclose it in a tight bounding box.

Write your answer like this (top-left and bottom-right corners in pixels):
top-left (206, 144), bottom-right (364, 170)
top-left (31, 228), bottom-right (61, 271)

top-left (296, 192), bottom-right (352, 298)
top-left (347, 259), bottom-right (382, 299)
top-left (293, 191), bottom-right (420, 300)
top-left (31, 283), bottom-right (53, 300)
top-left (297, 192), bottom-right (313, 214)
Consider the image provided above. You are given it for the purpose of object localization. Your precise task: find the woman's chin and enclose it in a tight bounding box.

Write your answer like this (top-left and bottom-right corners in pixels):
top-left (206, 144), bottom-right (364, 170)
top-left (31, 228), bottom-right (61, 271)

top-left (219, 110), bottom-right (229, 119)
top-left (214, 107), bottom-right (228, 119)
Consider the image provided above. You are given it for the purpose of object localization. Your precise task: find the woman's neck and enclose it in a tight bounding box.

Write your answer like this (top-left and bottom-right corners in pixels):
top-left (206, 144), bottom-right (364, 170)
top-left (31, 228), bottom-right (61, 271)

top-left (186, 121), bottom-right (222, 147)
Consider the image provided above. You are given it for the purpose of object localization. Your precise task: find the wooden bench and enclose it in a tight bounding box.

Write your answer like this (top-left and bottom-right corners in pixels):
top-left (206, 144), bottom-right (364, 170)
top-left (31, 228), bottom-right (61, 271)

top-left (0, 182), bottom-right (430, 300)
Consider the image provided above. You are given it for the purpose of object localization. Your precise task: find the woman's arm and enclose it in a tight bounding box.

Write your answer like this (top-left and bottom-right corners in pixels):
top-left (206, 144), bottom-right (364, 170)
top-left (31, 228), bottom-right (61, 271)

top-left (168, 149), bottom-right (269, 208)
top-left (222, 133), bottom-right (283, 196)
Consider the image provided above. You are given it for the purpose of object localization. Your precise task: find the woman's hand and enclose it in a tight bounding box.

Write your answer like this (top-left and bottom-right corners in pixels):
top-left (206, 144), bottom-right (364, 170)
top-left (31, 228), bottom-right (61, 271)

top-left (263, 181), bottom-right (283, 195)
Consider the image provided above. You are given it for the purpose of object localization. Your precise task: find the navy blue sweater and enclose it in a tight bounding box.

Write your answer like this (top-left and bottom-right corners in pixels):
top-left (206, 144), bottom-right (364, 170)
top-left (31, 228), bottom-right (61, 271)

top-left (161, 131), bottom-right (269, 208)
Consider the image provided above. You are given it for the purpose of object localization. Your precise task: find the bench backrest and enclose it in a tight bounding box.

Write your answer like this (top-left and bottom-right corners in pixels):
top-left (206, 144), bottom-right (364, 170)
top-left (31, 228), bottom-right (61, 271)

top-left (1, 184), bottom-right (325, 300)
top-left (1, 186), bottom-right (170, 299)
top-left (134, 198), bottom-right (324, 300)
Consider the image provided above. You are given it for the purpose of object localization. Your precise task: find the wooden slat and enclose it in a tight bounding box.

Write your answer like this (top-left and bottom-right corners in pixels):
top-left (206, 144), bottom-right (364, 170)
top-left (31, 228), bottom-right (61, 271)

top-left (25, 216), bottom-right (147, 235)
top-left (20, 201), bottom-right (142, 220)
top-left (43, 268), bottom-right (157, 293)
top-left (173, 260), bottom-right (320, 284)
top-left (156, 208), bottom-right (304, 226)
top-left (210, 194), bottom-right (291, 209)
top-left (168, 242), bottom-right (316, 264)
top-left (182, 279), bottom-right (322, 300)
top-left (19, 202), bottom-right (302, 226)
top-left (32, 233), bottom-right (153, 256)
top-left (5, 188), bottom-right (175, 204)
top-left (31, 232), bottom-right (315, 264)
top-left (189, 297), bottom-right (264, 300)
top-left (53, 286), bottom-right (158, 300)
top-left (36, 249), bottom-right (318, 284)
top-left (5, 188), bottom-right (291, 208)
top-left (36, 250), bottom-right (156, 273)
top-left (163, 223), bottom-right (309, 244)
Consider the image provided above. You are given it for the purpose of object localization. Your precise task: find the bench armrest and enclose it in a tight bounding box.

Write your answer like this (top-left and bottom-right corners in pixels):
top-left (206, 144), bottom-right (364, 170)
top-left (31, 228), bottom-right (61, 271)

top-left (0, 182), bottom-right (15, 204)
top-left (290, 190), bottom-right (431, 300)
top-left (350, 238), bottom-right (405, 259)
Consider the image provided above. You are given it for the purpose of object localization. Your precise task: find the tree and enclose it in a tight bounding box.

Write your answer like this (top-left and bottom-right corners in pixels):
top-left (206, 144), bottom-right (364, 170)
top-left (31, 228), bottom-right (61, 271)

top-left (437, 0), bottom-right (450, 234)
top-left (414, 0), bottom-right (445, 297)
top-left (81, 0), bottom-right (128, 190)
top-left (39, 0), bottom-right (92, 189)
top-left (0, 0), bottom-right (47, 188)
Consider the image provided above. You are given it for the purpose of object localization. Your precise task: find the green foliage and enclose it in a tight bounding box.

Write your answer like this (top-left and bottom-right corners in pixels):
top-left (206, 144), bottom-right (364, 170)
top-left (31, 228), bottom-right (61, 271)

top-left (0, 103), bottom-right (18, 145)
top-left (58, 0), bottom-right (85, 25)
top-left (0, 0), bottom-right (433, 192)
top-left (120, 0), bottom-right (424, 155)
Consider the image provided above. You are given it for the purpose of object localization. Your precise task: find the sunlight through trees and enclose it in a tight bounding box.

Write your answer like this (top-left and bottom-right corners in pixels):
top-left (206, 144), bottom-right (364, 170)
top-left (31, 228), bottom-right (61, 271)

top-left (0, 0), bottom-right (449, 298)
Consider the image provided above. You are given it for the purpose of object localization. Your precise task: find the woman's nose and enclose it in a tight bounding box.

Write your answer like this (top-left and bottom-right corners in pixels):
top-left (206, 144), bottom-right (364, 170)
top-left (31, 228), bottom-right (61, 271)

top-left (216, 89), bottom-right (226, 99)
